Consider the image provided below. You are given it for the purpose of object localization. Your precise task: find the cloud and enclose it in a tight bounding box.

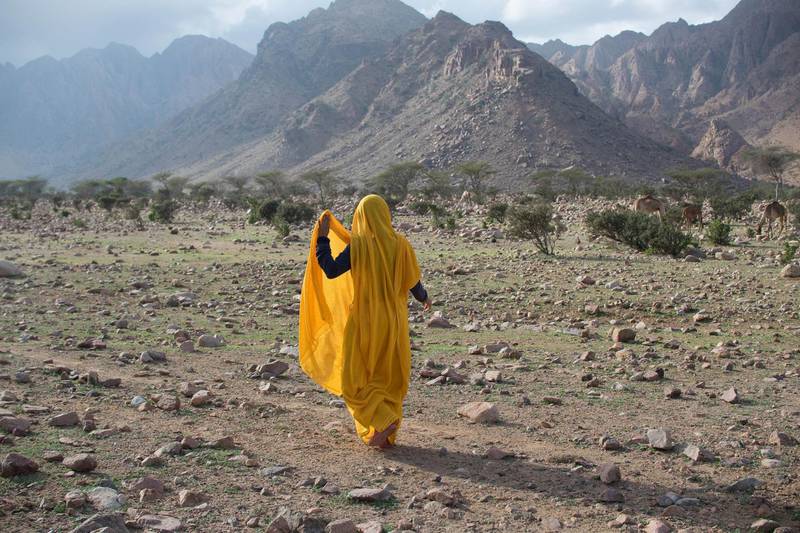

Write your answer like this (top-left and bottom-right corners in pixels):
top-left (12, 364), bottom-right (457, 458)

top-left (0, 0), bottom-right (741, 66)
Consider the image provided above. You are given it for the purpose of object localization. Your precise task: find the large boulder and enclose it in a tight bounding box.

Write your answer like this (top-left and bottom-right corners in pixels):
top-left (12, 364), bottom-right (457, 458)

top-left (0, 260), bottom-right (24, 278)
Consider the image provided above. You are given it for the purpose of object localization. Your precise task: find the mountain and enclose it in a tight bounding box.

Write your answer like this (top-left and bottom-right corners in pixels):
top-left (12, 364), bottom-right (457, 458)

top-left (74, 0), bottom-right (428, 182)
top-left (0, 35), bottom-right (253, 180)
top-left (533, 0), bottom-right (800, 156)
top-left (171, 12), bottom-right (693, 186)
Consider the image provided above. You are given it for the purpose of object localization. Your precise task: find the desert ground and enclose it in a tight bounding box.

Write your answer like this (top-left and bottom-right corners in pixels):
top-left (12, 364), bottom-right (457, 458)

top-left (1, 199), bottom-right (798, 533)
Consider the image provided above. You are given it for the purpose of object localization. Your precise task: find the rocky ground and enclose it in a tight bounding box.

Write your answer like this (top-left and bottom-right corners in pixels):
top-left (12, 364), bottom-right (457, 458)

top-left (0, 199), bottom-right (799, 533)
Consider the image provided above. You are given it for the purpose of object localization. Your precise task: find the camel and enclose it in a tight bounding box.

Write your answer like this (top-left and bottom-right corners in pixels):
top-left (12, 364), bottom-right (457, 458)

top-left (633, 195), bottom-right (665, 221)
top-left (682, 204), bottom-right (703, 228)
top-left (756, 201), bottom-right (787, 238)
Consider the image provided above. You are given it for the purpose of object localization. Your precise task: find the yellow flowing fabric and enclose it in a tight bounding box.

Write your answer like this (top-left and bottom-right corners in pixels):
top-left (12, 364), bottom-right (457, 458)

top-left (299, 195), bottom-right (421, 445)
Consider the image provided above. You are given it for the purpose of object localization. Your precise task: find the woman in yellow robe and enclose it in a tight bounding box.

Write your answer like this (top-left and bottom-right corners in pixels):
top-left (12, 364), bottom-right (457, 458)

top-left (299, 195), bottom-right (430, 447)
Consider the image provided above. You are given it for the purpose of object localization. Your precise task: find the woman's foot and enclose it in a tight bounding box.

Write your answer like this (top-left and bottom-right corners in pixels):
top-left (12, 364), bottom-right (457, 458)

top-left (367, 423), bottom-right (397, 448)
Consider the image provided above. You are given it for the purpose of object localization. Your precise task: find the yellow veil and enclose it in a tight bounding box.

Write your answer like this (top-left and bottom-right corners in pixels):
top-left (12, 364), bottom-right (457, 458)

top-left (299, 195), bottom-right (420, 444)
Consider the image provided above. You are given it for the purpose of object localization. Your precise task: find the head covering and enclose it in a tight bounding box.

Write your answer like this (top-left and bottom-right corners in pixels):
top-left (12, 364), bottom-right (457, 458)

top-left (299, 195), bottom-right (421, 445)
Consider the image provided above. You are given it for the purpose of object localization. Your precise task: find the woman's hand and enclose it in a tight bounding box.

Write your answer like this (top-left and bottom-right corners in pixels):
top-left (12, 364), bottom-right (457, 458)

top-left (423, 297), bottom-right (432, 311)
top-left (319, 213), bottom-right (330, 237)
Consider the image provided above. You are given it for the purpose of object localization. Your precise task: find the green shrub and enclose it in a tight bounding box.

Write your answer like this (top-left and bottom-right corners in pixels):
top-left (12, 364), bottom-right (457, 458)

top-left (486, 203), bottom-right (508, 224)
top-left (507, 203), bottom-right (562, 255)
top-left (706, 219), bottom-right (732, 245)
top-left (247, 198), bottom-right (281, 224)
top-left (646, 223), bottom-right (695, 257)
top-left (429, 205), bottom-right (449, 229)
top-left (409, 201), bottom-right (433, 215)
top-left (148, 200), bottom-right (178, 223)
top-left (275, 202), bottom-right (315, 225)
top-left (72, 218), bottom-right (87, 229)
top-left (274, 216), bottom-right (291, 238)
top-left (663, 206), bottom-right (684, 227)
top-left (586, 209), bottom-right (693, 257)
top-left (781, 242), bottom-right (798, 265)
top-left (710, 192), bottom-right (755, 220)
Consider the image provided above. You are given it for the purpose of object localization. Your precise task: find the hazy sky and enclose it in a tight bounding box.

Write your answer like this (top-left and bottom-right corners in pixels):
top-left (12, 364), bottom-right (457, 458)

top-left (1, 0), bottom-right (741, 66)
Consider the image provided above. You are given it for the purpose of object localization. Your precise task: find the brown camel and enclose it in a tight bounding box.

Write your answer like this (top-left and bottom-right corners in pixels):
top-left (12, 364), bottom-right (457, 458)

top-left (756, 201), bottom-right (787, 238)
top-left (633, 195), bottom-right (665, 221)
top-left (682, 204), bottom-right (703, 228)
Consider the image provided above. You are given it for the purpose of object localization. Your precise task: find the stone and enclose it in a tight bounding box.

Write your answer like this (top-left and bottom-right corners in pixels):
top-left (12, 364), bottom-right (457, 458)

top-left (257, 360), bottom-right (290, 377)
top-left (726, 477), bottom-right (762, 493)
top-left (427, 314), bottom-right (454, 328)
top-left (751, 519), bottom-right (780, 532)
top-left (178, 382), bottom-right (199, 397)
top-left (780, 264), bottom-right (800, 278)
top-left (457, 401), bottom-right (499, 423)
top-left (179, 340), bottom-right (195, 353)
top-left (611, 328), bottom-right (636, 343)
top-left (264, 508), bottom-right (303, 533)
top-left (663, 386), bottom-right (681, 399)
top-left (769, 431), bottom-right (798, 447)
top-left (208, 435), bottom-right (235, 449)
top-left (130, 396), bottom-right (147, 407)
top-left (683, 444), bottom-right (714, 462)
top-left (485, 446), bottom-right (511, 460)
top-left (599, 487), bottom-right (624, 503)
top-left (645, 519), bottom-right (672, 533)
top-left (140, 350), bottom-right (166, 363)
top-left (190, 390), bottom-right (212, 407)
top-left (0, 260), bottom-right (24, 278)
top-left (154, 441), bottom-right (183, 457)
top-left (87, 487), bottom-right (126, 510)
top-left (542, 517), bottom-right (562, 531)
top-left (177, 489), bottom-right (208, 507)
top-left (198, 334), bottom-right (225, 348)
top-left (156, 395), bottom-right (180, 411)
top-left (136, 515), bottom-right (182, 532)
top-left (43, 450), bottom-right (64, 462)
top-left (0, 416), bottom-right (33, 435)
top-left (599, 435), bottom-right (622, 451)
top-left (598, 463), bottom-right (621, 484)
top-left (69, 513), bottom-right (129, 533)
top-left (721, 387), bottom-right (740, 404)
top-left (326, 519), bottom-right (359, 533)
top-left (647, 428), bottom-right (673, 450)
top-left (1, 452), bottom-right (39, 477)
top-left (48, 411), bottom-right (80, 427)
top-left (126, 476), bottom-right (164, 495)
top-left (484, 370), bottom-right (502, 382)
top-left (355, 521), bottom-right (383, 533)
top-left (347, 487), bottom-right (392, 502)
top-left (65, 489), bottom-right (87, 511)
top-left (63, 453), bottom-right (97, 472)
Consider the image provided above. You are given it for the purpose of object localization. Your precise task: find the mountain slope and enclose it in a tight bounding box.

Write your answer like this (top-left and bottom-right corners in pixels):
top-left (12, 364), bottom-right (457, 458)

top-left (176, 12), bottom-right (694, 187)
top-left (538, 0), bottom-right (800, 154)
top-left (74, 0), bottom-right (427, 182)
top-left (0, 36), bottom-right (253, 180)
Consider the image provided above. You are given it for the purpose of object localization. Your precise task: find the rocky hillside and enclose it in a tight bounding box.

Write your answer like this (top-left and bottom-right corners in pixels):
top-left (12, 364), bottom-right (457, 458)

top-left (74, 0), bottom-right (427, 182)
top-left (528, 0), bottom-right (800, 157)
top-left (0, 36), bottom-right (253, 181)
top-left (176, 12), bottom-right (693, 186)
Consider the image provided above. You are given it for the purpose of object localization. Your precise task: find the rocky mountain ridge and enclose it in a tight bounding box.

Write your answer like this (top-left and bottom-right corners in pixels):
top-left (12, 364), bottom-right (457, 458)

top-left (0, 36), bottom-right (254, 181)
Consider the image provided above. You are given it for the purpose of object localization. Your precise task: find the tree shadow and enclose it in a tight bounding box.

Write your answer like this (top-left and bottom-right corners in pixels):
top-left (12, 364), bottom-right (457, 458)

top-left (384, 444), bottom-right (796, 530)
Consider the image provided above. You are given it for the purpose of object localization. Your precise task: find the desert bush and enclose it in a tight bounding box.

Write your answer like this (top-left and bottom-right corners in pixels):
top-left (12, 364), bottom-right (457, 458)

top-left (247, 198), bottom-right (281, 224)
top-left (368, 162), bottom-right (427, 205)
top-left (409, 201), bottom-right (434, 215)
top-left (275, 201), bottom-right (315, 225)
top-left (706, 219), bottom-right (732, 245)
top-left (72, 218), bottom-right (87, 229)
top-left (710, 192), bottom-right (755, 220)
top-left (429, 205), bottom-right (449, 229)
top-left (456, 161), bottom-right (495, 201)
top-left (788, 202), bottom-right (800, 225)
top-left (780, 242), bottom-right (798, 265)
top-left (586, 209), bottom-right (693, 257)
top-left (148, 200), bottom-right (178, 224)
top-left (507, 203), bottom-right (562, 256)
top-left (663, 206), bottom-right (684, 227)
top-left (273, 216), bottom-right (291, 238)
top-left (486, 203), bottom-right (508, 224)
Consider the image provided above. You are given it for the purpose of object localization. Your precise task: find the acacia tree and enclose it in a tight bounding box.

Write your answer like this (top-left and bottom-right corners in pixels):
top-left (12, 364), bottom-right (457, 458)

top-left (742, 146), bottom-right (800, 200)
top-left (665, 168), bottom-right (728, 203)
top-left (301, 168), bottom-right (340, 205)
top-left (254, 171), bottom-right (286, 198)
top-left (369, 162), bottom-right (427, 204)
top-left (456, 161), bottom-right (495, 201)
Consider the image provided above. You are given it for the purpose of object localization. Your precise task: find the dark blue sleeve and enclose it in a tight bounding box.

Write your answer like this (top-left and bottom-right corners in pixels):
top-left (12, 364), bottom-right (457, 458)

top-left (316, 236), bottom-right (351, 279)
top-left (410, 281), bottom-right (428, 303)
